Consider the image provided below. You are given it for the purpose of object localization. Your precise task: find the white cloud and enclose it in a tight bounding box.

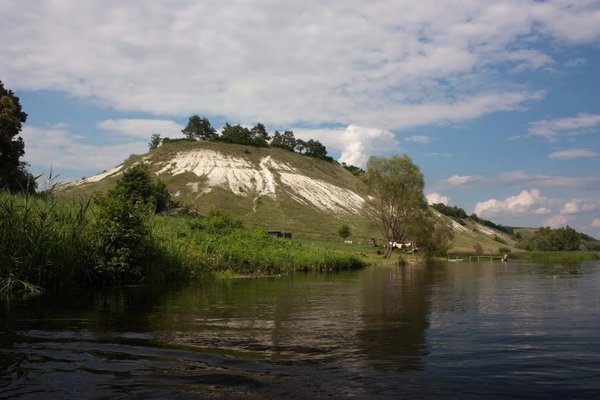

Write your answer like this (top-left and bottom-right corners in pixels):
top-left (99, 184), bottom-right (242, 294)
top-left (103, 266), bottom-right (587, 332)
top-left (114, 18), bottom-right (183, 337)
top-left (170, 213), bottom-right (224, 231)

top-left (294, 124), bottom-right (400, 168)
top-left (474, 189), bottom-right (548, 217)
top-left (3, 1), bottom-right (596, 130)
top-left (529, 113), bottom-right (600, 141)
top-left (593, 218), bottom-right (600, 228)
top-left (548, 148), bottom-right (598, 159)
top-left (544, 214), bottom-right (569, 228)
top-left (98, 119), bottom-right (184, 138)
top-left (21, 125), bottom-right (146, 179)
top-left (438, 170), bottom-right (600, 191)
top-left (560, 199), bottom-right (598, 215)
top-left (426, 193), bottom-right (449, 205)
top-left (406, 135), bottom-right (432, 144)
top-left (446, 175), bottom-right (484, 186)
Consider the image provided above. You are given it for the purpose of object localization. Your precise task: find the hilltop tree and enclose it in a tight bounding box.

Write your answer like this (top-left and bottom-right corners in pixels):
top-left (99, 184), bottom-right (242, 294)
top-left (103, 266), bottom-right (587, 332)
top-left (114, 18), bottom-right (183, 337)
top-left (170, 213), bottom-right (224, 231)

top-left (304, 139), bottom-right (329, 160)
top-left (364, 155), bottom-right (432, 258)
top-left (271, 130), bottom-right (296, 151)
top-left (220, 123), bottom-right (253, 145)
top-left (182, 115), bottom-right (217, 140)
top-left (148, 133), bottom-right (161, 150)
top-left (250, 123), bottom-right (270, 147)
top-left (0, 80), bottom-right (36, 193)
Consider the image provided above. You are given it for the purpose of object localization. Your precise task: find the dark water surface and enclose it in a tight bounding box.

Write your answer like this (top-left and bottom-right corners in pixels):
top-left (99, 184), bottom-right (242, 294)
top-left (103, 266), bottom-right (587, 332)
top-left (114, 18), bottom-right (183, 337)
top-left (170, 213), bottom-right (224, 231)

top-left (1, 261), bottom-right (599, 399)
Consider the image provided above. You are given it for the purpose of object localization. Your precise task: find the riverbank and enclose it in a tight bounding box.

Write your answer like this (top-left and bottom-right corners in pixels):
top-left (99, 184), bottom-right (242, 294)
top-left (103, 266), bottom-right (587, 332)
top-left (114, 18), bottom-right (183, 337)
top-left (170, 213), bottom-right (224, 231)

top-left (0, 191), bottom-right (366, 295)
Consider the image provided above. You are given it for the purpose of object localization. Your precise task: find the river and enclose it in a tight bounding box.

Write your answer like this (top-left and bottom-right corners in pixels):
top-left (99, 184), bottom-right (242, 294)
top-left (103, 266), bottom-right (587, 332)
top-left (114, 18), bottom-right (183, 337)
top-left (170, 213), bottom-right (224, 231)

top-left (1, 261), bottom-right (599, 399)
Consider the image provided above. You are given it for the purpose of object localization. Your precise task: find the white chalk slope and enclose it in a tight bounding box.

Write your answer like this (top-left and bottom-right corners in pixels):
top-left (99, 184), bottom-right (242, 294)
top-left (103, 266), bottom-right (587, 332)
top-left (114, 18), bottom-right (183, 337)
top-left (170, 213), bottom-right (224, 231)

top-left (79, 148), bottom-right (367, 215)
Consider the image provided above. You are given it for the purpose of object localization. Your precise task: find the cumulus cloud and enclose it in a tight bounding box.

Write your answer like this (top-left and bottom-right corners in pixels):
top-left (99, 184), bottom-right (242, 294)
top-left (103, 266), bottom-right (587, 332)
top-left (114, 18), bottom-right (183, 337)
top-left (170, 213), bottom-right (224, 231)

top-left (560, 199), bottom-right (598, 215)
top-left (473, 189), bottom-right (549, 217)
top-left (98, 119), bottom-right (184, 138)
top-left (294, 124), bottom-right (400, 168)
top-left (548, 148), bottom-right (598, 159)
top-left (529, 113), bottom-right (600, 141)
top-left (544, 215), bottom-right (569, 228)
top-left (3, 1), bottom-right (598, 130)
top-left (426, 193), bottom-right (449, 205)
top-left (21, 125), bottom-right (146, 179)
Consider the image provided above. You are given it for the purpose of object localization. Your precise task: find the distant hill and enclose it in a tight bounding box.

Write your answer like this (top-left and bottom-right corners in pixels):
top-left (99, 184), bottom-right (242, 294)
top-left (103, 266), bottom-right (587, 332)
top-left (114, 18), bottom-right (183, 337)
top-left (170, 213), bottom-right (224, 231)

top-left (61, 140), bottom-right (590, 254)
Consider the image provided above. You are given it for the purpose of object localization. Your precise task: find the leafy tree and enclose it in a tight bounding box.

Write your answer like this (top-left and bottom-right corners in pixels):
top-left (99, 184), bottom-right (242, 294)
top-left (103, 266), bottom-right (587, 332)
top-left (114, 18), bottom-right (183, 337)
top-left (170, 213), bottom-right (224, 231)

top-left (0, 80), bottom-right (36, 193)
top-left (294, 138), bottom-right (307, 154)
top-left (148, 133), bottom-right (162, 150)
top-left (250, 123), bottom-right (270, 147)
top-left (112, 163), bottom-right (174, 213)
top-left (304, 139), bottom-right (329, 160)
top-left (182, 115), bottom-right (217, 140)
top-left (92, 190), bottom-right (150, 283)
top-left (271, 130), bottom-right (296, 151)
top-left (432, 203), bottom-right (467, 219)
top-left (342, 162), bottom-right (365, 176)
top-left (529, 225), bottom-right (581, 251)
top-left (338, 224), bottom-right (351, 240)
top-left (220, 123), bottom-right (253, 145)
top-left (364, 155), bottom-right (432, 258)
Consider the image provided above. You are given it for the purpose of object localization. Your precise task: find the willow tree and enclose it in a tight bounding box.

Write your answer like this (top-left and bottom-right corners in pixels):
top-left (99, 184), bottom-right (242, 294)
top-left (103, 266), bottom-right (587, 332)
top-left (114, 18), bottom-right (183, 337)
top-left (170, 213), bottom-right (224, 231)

top-left (364, 155), bottom-right (433, 258)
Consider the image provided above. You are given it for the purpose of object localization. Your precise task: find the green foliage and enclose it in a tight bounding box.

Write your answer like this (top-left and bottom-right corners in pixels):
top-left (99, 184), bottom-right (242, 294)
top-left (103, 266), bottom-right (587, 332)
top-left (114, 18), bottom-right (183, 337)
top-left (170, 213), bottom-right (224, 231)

top-left (338, 224), bottom-right (351, 240)
top-left (341, 163), bottom-right (365, 176)
top-left (148, 133), bottom-right (162, 150)
top-left (0, 80), bottom-right (36, 193)
top-left (219, 123), bottom-right (253, 145)
top-left (182, 115), bottom-right (217, 140)
top-left (90, 191), bottom-right (151, 283)
top-left (432, 203), bottom-right (467, 219)
top-left (0, 191), bottom-right (96, 293)
top-left (364, 155), bottom-right (434, 257)
top-left (271, 130), bottom-right (296, 151)
top-left (470, 213), bottom-right (514, 235)
top-left (528, 226), bottom-right (581, 251)
top-left (498, 246), bottom-right (511, 254)
top-left (113, 163), bottom-right (174, 213)
top-left (250, 123), bottom-right (270, 147)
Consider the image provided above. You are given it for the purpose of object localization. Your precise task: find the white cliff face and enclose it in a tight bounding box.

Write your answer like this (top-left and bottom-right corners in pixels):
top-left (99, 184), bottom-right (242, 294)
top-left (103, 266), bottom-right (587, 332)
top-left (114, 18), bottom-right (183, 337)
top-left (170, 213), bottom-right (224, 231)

top-left (154, 149), bottom-right (366, 214)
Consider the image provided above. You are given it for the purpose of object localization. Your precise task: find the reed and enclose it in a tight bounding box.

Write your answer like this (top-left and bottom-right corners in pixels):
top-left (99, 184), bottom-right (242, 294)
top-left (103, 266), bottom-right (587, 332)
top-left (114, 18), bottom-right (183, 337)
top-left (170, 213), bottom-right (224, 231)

top-left (512, 251), bottom-right (600, 263)
top-left (1, 192), bottom-right (366, 294)
top-left (0, 191), bottom-right (96, 293)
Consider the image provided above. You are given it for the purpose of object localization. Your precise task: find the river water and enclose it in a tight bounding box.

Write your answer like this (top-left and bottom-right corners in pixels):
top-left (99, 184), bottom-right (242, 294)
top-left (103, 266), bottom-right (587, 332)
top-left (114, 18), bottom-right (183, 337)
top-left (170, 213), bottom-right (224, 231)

top-left (1, 261), bottom-right (599, 399)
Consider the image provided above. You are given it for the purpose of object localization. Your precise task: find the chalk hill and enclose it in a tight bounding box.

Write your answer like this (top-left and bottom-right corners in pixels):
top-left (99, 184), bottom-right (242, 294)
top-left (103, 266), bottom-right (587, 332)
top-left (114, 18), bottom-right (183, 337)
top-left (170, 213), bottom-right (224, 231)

top-left (60, 140), bottom-right (516, 251)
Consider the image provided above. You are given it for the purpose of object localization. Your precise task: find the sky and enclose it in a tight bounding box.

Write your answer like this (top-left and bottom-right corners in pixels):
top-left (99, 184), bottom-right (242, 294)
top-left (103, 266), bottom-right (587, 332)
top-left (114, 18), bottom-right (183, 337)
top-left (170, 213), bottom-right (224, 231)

top-left (1, 0), bottom-right (599, 237)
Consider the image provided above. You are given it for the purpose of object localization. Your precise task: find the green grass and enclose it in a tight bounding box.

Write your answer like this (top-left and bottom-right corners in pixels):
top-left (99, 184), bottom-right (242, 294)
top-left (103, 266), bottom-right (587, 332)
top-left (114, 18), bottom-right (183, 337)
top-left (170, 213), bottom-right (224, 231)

top-left (511, 251), bottom-right (600, 263)
top-left (1, 191), bottom-right (367, 295)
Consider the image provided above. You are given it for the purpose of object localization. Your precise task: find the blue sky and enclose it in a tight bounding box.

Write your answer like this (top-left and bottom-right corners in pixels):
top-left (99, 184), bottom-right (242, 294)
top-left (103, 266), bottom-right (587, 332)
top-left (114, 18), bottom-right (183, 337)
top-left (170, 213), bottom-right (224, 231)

top-left (1, 0), bottom-right (599, 237)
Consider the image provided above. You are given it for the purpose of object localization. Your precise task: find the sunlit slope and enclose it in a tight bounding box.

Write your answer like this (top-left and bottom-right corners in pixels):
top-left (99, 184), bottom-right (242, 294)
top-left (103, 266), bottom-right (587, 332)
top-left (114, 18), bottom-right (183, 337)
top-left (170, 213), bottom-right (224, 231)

top-left (60, 140), bottom-right (519, 251)
top-left (60, 141), bottom-right (378, 240)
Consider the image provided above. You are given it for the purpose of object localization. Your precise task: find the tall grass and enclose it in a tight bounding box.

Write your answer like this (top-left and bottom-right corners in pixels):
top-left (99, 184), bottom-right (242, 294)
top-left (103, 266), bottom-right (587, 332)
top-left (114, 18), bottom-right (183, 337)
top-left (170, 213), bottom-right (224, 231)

top-left (1, 192), bottom-right (366, 295)
top-left (0, 191), bottom-right (96, 293)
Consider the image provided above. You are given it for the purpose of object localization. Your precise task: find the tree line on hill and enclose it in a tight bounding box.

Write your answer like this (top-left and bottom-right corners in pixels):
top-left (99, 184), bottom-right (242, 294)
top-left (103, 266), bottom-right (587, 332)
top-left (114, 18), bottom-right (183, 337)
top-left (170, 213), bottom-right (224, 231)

top-left (431, 202), bottom-right (600, 251)
top-left (150, 115), bottom-right (334, 163)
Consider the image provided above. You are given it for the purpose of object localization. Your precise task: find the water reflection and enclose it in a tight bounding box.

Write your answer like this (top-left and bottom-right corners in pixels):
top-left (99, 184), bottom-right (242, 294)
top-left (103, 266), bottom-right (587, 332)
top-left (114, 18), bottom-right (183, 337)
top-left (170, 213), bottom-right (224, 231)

top-left (357, 265), bottom-right (433, 371)
top-left (1, 261), bottom-right (600, 399)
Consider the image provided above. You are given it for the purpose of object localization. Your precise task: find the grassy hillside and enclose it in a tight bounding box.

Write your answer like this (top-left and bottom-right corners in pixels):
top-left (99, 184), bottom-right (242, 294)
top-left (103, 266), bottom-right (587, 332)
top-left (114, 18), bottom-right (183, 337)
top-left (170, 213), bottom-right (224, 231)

top-left (59, 140), bottom-right (537, 254)
top-left (60, 140), bottom-right (381, 242)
